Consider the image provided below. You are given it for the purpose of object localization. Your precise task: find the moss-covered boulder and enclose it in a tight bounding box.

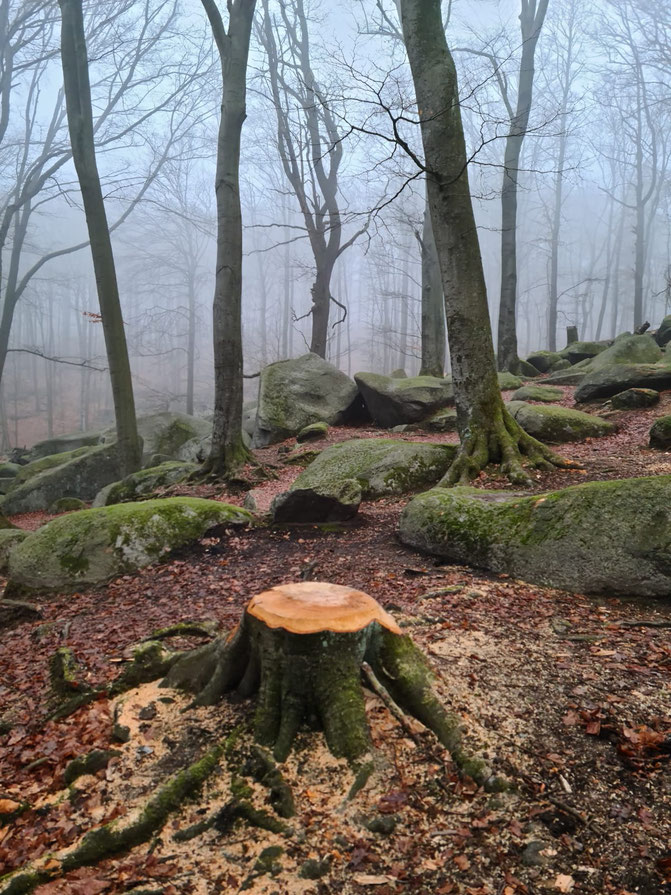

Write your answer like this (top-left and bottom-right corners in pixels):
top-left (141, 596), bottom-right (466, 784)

top-left (49, 497), bottom-right (86, 514)
top-left (399, 477), bottom-right (671, 597)
top-left (649, 416), bottom-right (671, 450)
top-left (560, 340), bottom-right (608, 364)
top-left (3, 443), bottom-right (123, 515)
top-left (296, 422), bottom-right (328, 443)
top-left (102, 412), bottom-right (210, 460)
top-left (575, 361), bottom-right (671, 403)
top-left (27, 429), bottom-right (103, 461)
top-left (271, 439), bottom-right (457, 522)
top-left (588, 334), bottom-right (662, 371)
top-left (510, 385), bottom-right (564, 403)
top-left (0, 462), bottom-right (20, 479)
top-left (8, 497), bottom-right (251, 592)
top-left (543, 367), bottom-right (589, 386)
top-left (610, 388), bottom-right (660, 410)
top-left (497, 371), bottom-right (524, 390)
top-left (526, 350), bottom-right (563, 373)
top-left (0, 529), bottom-right (29, 572)
top-left (415, 408), bottom-right (458, 433)
top-left (655, 315), bottom-right (671, 347)
top-left (517, 359), bottom-right (541, 378)
top-left (253, 353), bottom-right (359, 447)
top-left (13, 445), bottom-right (98, 487)
top-left (506, 401), bottom-right (614, 443)
top-left (95, 461), bottom-right (197, 507)
top-left (354, 372), bottom-right (454, 427)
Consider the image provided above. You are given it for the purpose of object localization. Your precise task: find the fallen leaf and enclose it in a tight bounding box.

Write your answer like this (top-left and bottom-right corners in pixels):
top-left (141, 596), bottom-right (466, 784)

top-left (554, 874), bottom-right (574, 892)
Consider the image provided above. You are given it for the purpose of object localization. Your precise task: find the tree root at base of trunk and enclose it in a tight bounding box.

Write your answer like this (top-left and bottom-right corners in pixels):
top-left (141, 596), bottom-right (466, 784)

top-left (442, 406), bottom-right (582, 487)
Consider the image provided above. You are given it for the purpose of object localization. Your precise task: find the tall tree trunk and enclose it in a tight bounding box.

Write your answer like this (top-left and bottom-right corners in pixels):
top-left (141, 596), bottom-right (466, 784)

top-left (497, 0), bottom-right (549, 372)
top-left (309, 257), bottom-right (335, 358)
top-left (58, 0), bottom-right (141, 476)
top-left (418, 198), bottom-right (446, 376)
top-left (400, 0), bottom-right (571, 485)
top-left (200, 0), bottom-right (257, 476)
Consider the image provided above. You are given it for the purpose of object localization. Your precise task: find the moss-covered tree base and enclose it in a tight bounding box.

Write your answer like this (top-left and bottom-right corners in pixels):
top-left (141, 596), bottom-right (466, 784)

top-left (444, 405), bottom-right (580, 487)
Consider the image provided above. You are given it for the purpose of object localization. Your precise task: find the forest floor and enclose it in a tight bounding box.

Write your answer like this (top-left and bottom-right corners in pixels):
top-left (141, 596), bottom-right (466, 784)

top-left (1, 386), bottom-right (671, 895)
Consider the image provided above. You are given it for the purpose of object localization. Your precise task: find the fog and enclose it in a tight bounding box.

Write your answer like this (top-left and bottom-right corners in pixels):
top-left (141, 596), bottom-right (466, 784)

top-left (2, 0), bottom-right (669, 448)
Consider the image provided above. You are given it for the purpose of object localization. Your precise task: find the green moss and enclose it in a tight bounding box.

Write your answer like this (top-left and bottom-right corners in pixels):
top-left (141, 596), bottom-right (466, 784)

top-left (510, 385), bottom-right (563, 403)
top-left (650, 415), bottom-right (671, 449)
top-left (63, 749), bottom-right (121, 786)
top-left (14, 446), bottom-right (96, 486)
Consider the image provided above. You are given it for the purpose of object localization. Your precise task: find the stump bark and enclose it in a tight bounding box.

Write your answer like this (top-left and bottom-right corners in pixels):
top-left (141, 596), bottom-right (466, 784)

top-left (162, 582), bottom-right (463, 765)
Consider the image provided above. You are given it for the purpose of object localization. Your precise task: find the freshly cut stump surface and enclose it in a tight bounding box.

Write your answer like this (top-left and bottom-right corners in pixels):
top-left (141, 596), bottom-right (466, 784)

top-left (163, 581), bottom-right (474, 774)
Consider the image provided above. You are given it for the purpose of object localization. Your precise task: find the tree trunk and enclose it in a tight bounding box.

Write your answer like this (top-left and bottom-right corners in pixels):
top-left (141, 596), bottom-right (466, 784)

top-left (58, 0), bottom-right (141, 477)
top-left (418, 198), bottom-right (446, 376)
top-left (497, 0), bottom-right (549, 372)
top-left (400, 0), bottom-right (571, 485)
top-left (201, 0), bottom-right (257, 477)
top-left (309, 259), bottom-right (334, 358)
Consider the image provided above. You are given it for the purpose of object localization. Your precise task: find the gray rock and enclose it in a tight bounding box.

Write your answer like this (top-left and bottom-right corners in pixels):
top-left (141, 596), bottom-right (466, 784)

top-left (526, 351), bottom-right (563, 373)
top-left (296, 421), bottom-right (329, 442)
top-left (497, 371), bottom-right (524, 390)
top-left (390, 368), bottom-right (407, 378)
top-left (507, 401), bottom-right (614, 443)
top-left (399, 477), bottom-right (671, 597)
top-left (355, 372), bottom-right (454, 427)
top-left (575, 362), bottom-right (671, 403)
top-left (510, 385), bottom-right (564, 403)
top-left (8, 497), bottom-right (251, 592)
top-left (415, 408), bottom-right (458, 433)
top-left (27, 429), bottom-right (103, 461)
top-left (560, 340), bottom-right (609, 364)
top-left (655, 315), bottom-right (671, 347)
top-left (253, 354), bottom-right (359, 447)
top-left (96, 461), bottom-right (197, 507)
top-left (3, 443), bottom-right (124, 515)
top-left (610, 388), bottom-right (660, 410)
top-left (0, 529), bottom-right (29, 572)
top-left (49, 497), bottom-right (86, 514)
top-left (103, 412), bottom-right (210, 460)
top-left (271, 479), bottom-right (362, 523)
top-left (650, 415), bottom-right (671, 450)
top-left (587, 334), bottom-right (661, 371)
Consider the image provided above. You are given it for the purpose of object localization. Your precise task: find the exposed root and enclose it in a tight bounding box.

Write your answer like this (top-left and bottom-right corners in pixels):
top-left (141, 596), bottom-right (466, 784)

top-left (443, 406), bottom-right (582, 487)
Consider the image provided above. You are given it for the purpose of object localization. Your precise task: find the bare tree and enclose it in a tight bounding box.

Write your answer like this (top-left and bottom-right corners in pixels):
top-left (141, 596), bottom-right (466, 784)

top-left (58, 0), bottom-right (141, 475)
top-left (399, 0), bottom-right (572, 485)
top-left (200, 0), bottom-right (257, 477)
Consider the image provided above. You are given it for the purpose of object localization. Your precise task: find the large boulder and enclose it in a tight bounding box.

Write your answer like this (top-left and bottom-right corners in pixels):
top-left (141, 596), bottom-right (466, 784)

top-left (253, 354), bottom-right (359, 447)
top-left (575, 362), bottom-right (671, 403)
top-left (354, 372), bottom-right (454, 427)
top-left (94, 461), bottom-right (198, 507)
top-left (497, 372), bottom-right (524, 390)
top-left (610, 388), bottom-right (660, 410)
top-left (649, 416), bottom-right (671, 450)
top-left (12, 445), bottom-right (98, 488)
top-left (507, 401), bottom-right (614, 443)
top-left (510, 385), bottom-right (563, 403)
top-left (399, 477), bottom-right (671, 597)
top-left (2, 443), bottom-right (123, 515)
top-left (8, 497), bottom-right (251, 592)
top-left (0, 529), bottom-right (29, 572)
top-left (102, 412), bottom-right (210, 460)
top-left (271, 439), bottom-right (457, 522)
top-left (655, 315), bottom-right (671, 347)
top-left (27, 429), bottom-right (104, 461)
top-left (526, 351), bottom-right (563, 374)
top-left (560, 340), bottom-right (608, 364)
top-left (587, 334), bottom-right (662, 371)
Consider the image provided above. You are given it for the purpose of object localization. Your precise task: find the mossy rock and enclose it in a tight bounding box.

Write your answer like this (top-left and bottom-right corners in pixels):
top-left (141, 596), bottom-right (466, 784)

top-left (399, 477), bottom-right (671, 596)
top-left (3, 443), bottom-right (124, 515)
top-left (0, 529), bottom-right (29, 572)
top-left (253, 353), bottom-right (359, 447)
top-left (0, 463), bottom-right (19, 479)
top-left (27, 429), bottom-right (104, 461)
top-left (49, 497), bottom-right (86, 514)
top-left (575, 361), bottom-right (671, 403)
top-left (415, 408), bottom-right (458, 433)
top-left (610, 388), bottom-right (660, 410)
top-left (296, 421), bottom-right (328, 443)
top-left (8, 497), bottom-right (252, 592)
top-left (510, 385), bottom-right (563, 403)
top-left (103, 413), bottom-right (211, 461)
top-left (354, 372), bottom-right (454, 427)
top-left (588, 334), bottom-right (661, 371)
top-left (497, 371), bottom-right (524, 390)
top-left (650, 416), bottom-right (671, 450)
top-left (390, 368), bottom-right (407, 378)
top-left (507, 401), bottom-right (614, 443)
top-left (655, 314), bottom-right (671, 347)
top-left (517, 359), bottom-right (541, 378)
top-left (271, 439), bottom-right (457, 523)
top-left (526, 351), bottom-right (563, 374)
top-left (13, 445), bottom-right (98, 487)
top-left (96, 461), bottom-right (197, 507)
top-left (559, 340), bottom-right (608, 364)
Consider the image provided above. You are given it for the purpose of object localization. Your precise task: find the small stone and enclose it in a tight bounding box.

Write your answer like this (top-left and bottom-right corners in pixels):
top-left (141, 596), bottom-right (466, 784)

top-left (522, 840), bottom-right (551, 867)
top-left (610, 387), bottom-right (659, 410)
top-left (254, 845), bottom-right (283, 875)
top-left (138, 702), bottom-right (157, 720)
top-left (112, 723), bottom-right (131, 743)
top-left (363, 814), bottom-right (398, 835)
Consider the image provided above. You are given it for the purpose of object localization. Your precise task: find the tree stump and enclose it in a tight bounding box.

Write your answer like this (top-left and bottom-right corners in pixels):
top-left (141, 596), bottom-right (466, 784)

top-left (162, 582), bottom-right (464, 765)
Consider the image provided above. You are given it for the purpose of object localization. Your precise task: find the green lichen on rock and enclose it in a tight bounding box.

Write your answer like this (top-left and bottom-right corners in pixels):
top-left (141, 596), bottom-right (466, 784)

top-left (271, 439), bottom-right (456, 523)
top-left (13, 446), bottom-right (98, 487)
top-left (354, 372), bottom-right (454, 427)
top-left (588, 334), bottom-right (661, 371)
top-left (526, 350), bottom-right (563, 373)
top-left (64, 749), bottom-right (121, 786)
top-left (415, 408), bottom-right (458, 433)
top-left (497, 372), bottom-right (523, 390)
top-left (253, 353), bottom-right (359, 447)
top-left (610, 388), bottom-right (660, 410)
top-left (49, 497), bottom-right (86, 514)
top-left (506, 401), bottom-right (614, 443)
top-left (399, 476), bottom-right (671, 596)
top-left (296, 422), bottom-right (328, 443)
top-left (575, 360), bottom-right (671, 402)
top-left (0, 529), bottom-right (28, 572)
top-left (97, 461), bottom-right (197, 507)
top-left (8, 497), bottom-right (252, 592)
top-left (27, 430), bottom-right (103, 462)
top-left (649, 415), bottom-right (671, 450)
top-left (102, 413), bottom-right (210, 460)
top-left (559, 340), bottom-right (608, 364)
top-left (3, 444), bottom-right (123, 515)
top-left (510, 385), bottom-right (563, 403)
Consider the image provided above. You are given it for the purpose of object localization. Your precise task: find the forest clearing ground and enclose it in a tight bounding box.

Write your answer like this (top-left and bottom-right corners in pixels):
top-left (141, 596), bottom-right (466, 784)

top-left (1, 386), bottom-right (671, 895)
